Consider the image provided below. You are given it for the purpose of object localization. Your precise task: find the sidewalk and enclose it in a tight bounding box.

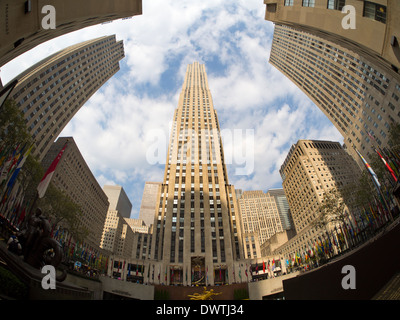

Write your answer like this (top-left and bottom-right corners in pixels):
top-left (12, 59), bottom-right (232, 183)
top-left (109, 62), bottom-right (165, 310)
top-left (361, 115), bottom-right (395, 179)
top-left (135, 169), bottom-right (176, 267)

top-left (373, 273), bottom-right (400, 300)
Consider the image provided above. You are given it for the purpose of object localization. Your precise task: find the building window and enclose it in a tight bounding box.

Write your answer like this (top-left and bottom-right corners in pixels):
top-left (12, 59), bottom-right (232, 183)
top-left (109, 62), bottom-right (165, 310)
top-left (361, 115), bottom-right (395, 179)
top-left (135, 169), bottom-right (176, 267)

top-left (302, 0), bottom-right (315, 7)
top-left (327, 0), bottom-right (345, 10)
top-left (284, 0), bottom-right (294, 6)
top-left (363, 1), bottom-right (387, 23)
top-left (266, 3), bottom-right (277, 12)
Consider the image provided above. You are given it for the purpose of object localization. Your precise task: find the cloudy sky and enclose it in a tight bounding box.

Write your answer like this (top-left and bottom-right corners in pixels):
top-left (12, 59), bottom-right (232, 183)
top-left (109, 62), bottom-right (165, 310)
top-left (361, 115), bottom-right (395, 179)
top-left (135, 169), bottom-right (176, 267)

top-left (0, 0), bottom-right (343, 219)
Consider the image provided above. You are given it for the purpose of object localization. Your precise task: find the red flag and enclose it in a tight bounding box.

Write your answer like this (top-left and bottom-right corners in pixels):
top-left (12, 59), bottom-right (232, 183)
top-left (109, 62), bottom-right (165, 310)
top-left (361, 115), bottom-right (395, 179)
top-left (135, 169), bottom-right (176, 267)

top-left (37, 142), bottom-right (67, 198)
top-left (375, 148), bottom-right (397, 182)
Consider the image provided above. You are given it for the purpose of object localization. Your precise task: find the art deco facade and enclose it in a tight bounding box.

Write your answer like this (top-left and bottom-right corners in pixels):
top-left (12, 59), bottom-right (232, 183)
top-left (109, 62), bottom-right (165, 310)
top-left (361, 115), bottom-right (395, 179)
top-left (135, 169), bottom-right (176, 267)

top-left (41, 136), bottom-right (109, 251)
top-left (238, 190), bottom-right (284, 259)
top-left (270, 24), bottom-right (400, 166)
top-left (149, 62), bottom-right (244, 285)
top-left (8, 35), bottom-right (124, 160)
top-left (264, 0), bottom-right (400, 76)
top-left (0, 0), bottom-right (142, 67)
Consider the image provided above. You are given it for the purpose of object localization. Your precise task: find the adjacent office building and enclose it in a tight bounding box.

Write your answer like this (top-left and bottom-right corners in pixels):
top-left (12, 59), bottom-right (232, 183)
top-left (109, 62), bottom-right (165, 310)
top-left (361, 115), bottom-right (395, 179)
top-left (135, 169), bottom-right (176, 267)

top-left (103, 185), bottom-right (132, 219)
top-left (268, 188), bottom-right (294, 231)
top-left (238, 190), bottom-right (284, 259)
top-left (0, 0), bottom-right (142, 67)
top-left (263, 0), bottom-right (400, 76)
top-left (101, 185), bottom-right (134, 259)
top-left (139, 182), bottom-right (162, 227)
top-left (148, 62), bottom-right (244, 285)
top-left (41, 136), bottom-right (109, 251)
top-left (7, 35), bottom-right (125, 160)
top-left (269, 24), bottom-right (400, 166)
top-left (276, 139), bottom-right (361, 256)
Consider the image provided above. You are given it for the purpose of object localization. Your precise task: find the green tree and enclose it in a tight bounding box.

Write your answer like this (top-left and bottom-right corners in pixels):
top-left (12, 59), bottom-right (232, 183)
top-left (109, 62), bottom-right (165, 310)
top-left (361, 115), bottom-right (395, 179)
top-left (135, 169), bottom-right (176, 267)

top-left (0, 99), bottom-right (31, 147)
top-left (313, 188), bottom-right (348, 231)
top-left (388, 122), bottom-right (400, 151)
top-left (39, 183), bottom-right (88, 243)
top-left (341, 171), bottom-right (376, 212)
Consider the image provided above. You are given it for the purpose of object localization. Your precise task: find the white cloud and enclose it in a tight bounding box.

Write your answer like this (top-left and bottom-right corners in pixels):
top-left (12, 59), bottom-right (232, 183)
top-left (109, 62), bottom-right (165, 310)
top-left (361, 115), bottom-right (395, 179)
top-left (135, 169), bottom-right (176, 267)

top-left (0, 0), bottom-right (343, 217)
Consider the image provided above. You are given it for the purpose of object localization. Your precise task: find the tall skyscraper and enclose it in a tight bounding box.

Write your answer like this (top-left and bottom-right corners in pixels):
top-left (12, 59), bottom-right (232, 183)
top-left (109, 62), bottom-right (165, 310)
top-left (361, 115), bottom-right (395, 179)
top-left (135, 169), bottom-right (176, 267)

top-left (0, 0), bottom-right (142, 67)
top-left (270, 24), bottom-right (400, 166)
top-left (149, 62), bottom-right (244, 285)
top-left (263, 0), bottom-right (400, 75)
top-left (8, 35), bottom-right (125, 159)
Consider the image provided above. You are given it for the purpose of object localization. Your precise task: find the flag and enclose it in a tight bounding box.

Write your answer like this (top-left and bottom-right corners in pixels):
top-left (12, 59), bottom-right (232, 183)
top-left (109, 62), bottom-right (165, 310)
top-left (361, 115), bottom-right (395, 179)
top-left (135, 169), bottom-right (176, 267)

top-left (375, 148), bottom-right (397, 182)
top-left (0, 145), bottom-right (19, 185)
top-left (355, 147), bottom-right (381, 191)
top-left (6, 143), bottom-right (34, 191)
top-left (37, 142), bottom-right (68, 198)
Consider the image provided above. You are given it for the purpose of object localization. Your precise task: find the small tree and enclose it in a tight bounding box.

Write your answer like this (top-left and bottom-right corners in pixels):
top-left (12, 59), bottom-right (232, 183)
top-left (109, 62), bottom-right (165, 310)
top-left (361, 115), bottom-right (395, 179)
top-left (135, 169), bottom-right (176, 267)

top-left (0, 99), bottom-right (31, 147)
top-left (39, 183), bottom-right (88, 243)
top-left (387, 122), bottom-right (400, 152)
top-left (313, 188), bottom-right (347, 230)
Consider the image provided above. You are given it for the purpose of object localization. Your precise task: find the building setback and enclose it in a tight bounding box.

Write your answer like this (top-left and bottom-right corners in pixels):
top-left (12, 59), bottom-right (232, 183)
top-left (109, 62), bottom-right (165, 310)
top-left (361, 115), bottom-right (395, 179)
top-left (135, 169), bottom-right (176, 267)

top-left (40, 136), bottom-right (109, 251)
top-left (101, 185), bottom-right (133, 258)
top-left (0, 0), bottom-right (142, 67)
top-left (8, 35), bottom-right (125, 160)
top-left (269, 24), bottom-right (400, 166)
top-left (103, 185), bottom-right (132, 219)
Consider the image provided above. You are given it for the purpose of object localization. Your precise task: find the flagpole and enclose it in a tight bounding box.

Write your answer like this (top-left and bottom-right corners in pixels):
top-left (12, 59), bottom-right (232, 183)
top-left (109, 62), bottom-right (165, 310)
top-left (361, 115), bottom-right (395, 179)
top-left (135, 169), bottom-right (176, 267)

top-left (354, 146), bottom-right (393, 222)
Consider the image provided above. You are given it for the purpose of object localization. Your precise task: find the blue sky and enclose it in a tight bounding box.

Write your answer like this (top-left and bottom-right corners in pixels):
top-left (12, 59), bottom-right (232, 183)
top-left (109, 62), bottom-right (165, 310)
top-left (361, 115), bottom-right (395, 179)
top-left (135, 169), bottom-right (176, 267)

top-left (0, 0), bottom-right (343, 219)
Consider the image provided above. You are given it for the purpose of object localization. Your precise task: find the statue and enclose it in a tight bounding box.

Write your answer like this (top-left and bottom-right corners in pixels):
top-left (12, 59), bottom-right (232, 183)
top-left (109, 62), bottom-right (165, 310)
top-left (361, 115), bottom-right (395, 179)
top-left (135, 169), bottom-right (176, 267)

top-left (19, 208), bottom-right (66, 282)
top-left (188, 287), bottom-right (222, 300)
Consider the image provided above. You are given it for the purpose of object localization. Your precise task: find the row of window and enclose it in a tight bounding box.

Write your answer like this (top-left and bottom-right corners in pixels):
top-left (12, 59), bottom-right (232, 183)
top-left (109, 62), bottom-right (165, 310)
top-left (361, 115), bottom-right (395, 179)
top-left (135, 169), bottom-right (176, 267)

top-left (271, 25), bottom-right (399, 157)
top-left (283, 0), bottom-right (386, 24)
